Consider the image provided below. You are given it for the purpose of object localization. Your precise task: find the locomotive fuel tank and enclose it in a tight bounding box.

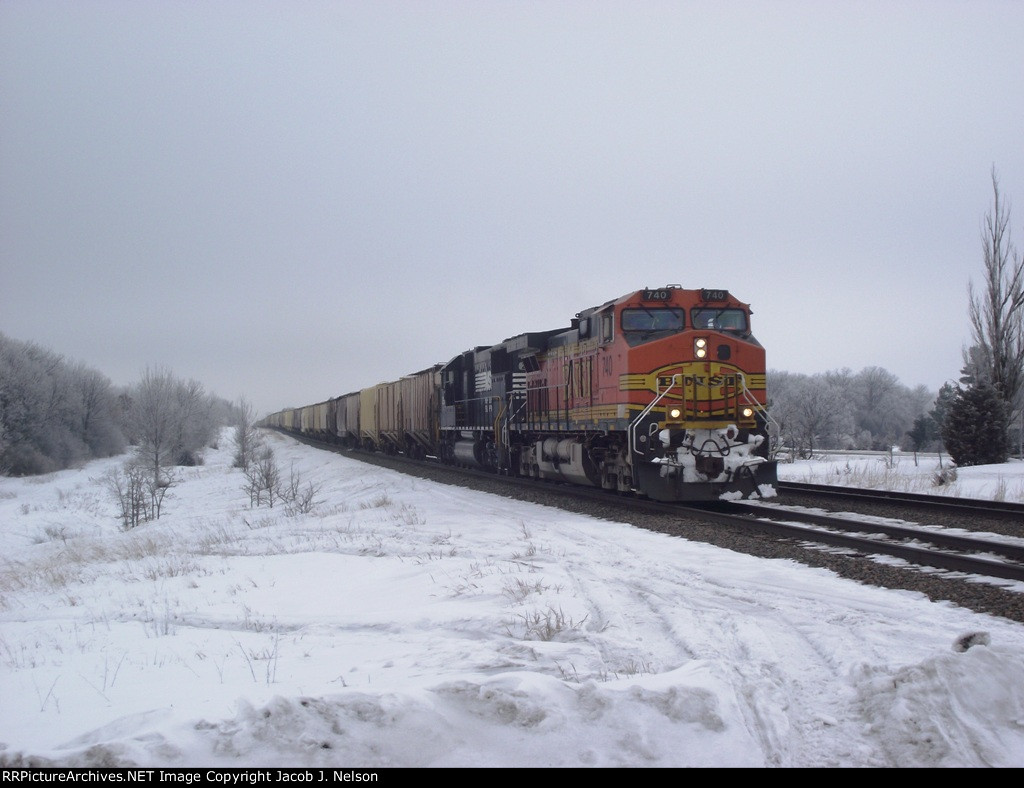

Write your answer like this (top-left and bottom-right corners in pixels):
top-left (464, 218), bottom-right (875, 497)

top-left (530, 438), bottom-right (601, 487)
top-left (452, 437), bottom-right (485, 468)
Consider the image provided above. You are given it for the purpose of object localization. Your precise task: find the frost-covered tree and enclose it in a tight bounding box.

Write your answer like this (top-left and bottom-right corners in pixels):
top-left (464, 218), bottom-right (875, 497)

top-left (0, 334), bottom-right (124, 474)
top-left (232, 396), bottom-right (262, 471)
top-left (850, 366), bottom-right (915, 450)
top-left (768, 366), bottom-right (931, 454)
top-left (69, 362), bottom-right (126, 458)
top-left (127, 368), bottom-right (220, 480)
top-left (171, 378), bottom-right (216, 465)
top-left (768, 371), bottom-right (854, 457)
top-left (0, 403), bottom-right (7, 475)
top-left (129, 367), bottom-right (180, 483)
top-left (0, 336), bottom-right (57, 473)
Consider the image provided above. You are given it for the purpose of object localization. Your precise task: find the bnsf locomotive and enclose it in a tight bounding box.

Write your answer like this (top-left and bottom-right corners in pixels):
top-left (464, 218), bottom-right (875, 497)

top-left (262, 286), bottom-right (778, 501)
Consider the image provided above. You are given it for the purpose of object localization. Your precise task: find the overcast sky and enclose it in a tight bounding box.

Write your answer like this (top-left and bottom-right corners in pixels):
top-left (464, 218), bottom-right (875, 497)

top-left (2, 1), bottom-right (1022, 416)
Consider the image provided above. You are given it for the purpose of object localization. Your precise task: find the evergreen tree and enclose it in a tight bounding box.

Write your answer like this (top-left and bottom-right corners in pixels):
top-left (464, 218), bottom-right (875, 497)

top-left (929, 382), bottom-right (957, 434)
top-left (906, 414), bottom-right (937, 463)
top-left (941, 383), bottom-right (1009, 466)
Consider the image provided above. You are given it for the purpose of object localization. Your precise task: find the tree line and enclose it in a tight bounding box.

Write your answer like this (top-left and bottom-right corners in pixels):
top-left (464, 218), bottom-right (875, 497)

top-left (0, 334), bottom-right (232, 476)
top-left (766, 366), bottom-right (936, 457)
top-left (0, 330), bottom-right (318, 528)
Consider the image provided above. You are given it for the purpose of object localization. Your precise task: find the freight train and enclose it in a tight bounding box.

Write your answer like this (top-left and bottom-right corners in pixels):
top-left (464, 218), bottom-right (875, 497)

top-left (261, 285), bottom-right (778, 501)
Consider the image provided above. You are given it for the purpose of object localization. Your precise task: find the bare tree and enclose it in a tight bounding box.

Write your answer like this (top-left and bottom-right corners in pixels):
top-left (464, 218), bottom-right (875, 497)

top-left (129, 367), bottom-right (179, 484)
top-left (146, 467), bottom-right (176, 520)
top-left (281, 462), bottom-right (323, 515)
top-left (104, 462), bottom-right (149, 530)
top-left (244, 446), bottom-right (282, 508)
top-left (232, 396), bottom-right (261, 471)
top-left (128, 368), bottom-right (224, 479)
top-left (965, 168), bottom-right (1024, 452)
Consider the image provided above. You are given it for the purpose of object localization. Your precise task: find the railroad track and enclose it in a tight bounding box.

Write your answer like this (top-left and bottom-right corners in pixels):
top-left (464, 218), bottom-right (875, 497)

top-left (534, 478), bottom-right (1024, 585)
top-left (718, 499), bottom-right (1024, 583)
top-left (778, 480), bottom-right (1024, 521)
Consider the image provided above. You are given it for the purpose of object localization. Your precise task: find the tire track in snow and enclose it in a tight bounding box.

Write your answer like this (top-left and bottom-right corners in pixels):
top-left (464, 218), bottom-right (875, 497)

top-left (531, 515), bottom-right (891, 767)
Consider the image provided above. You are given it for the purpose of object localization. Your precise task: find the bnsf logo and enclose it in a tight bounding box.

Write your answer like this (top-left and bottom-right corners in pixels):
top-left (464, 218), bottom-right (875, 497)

top-left (659, 374), bottom-right (737, 388)
top-left (621, 362), bottom-right (744, 400)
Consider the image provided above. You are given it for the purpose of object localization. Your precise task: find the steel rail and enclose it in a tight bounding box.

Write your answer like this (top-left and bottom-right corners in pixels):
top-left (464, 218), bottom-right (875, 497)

top-left (777, 480), bottom-right (1024, 518)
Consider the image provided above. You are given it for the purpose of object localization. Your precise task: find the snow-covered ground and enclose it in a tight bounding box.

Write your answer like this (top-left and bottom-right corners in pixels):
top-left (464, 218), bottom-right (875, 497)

top-left (1, 431), bottom-right (1023, 768)
top-left (777, 448), bottom-right (1024, 503)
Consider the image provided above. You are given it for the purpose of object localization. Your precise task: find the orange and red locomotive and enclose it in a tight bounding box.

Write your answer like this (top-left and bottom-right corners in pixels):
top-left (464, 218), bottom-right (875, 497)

top-left (263, 285), bottom-right (777, 501)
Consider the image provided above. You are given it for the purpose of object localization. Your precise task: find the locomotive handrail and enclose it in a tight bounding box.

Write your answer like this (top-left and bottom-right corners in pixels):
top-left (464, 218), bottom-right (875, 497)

top-left (736, 373), bottom-right (782, 442)
top-left (518, 381), bottom-right (567, 432)
top-left (493, 396), bottom-right (506, 457)
top-left (506, 391), bottom-right (528, 423)
top-left (628, 374), bottom-right (681, 458)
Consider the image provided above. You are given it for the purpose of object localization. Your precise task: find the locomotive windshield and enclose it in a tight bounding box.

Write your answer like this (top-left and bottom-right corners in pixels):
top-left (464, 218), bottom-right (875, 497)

top-left (621, 308), bottom-right (685, 332)
top-left (690, 308), bottom-right (748, 332)
top-left (620, 307), bottom-right (686, 347)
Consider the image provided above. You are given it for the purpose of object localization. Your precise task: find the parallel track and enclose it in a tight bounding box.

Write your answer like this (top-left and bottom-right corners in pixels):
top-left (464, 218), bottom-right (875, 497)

top-left (778, 480), bottom-right (1024, 521)
top-left (719, 499), bottom-right (1024, 583)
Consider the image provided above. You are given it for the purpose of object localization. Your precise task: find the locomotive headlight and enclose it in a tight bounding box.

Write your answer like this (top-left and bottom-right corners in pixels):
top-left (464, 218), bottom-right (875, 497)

top-left (668, 407), bottom-right (683, 420)
top-left (694, 337), bottom-right (707, 358)
top-left (742, 407), bottom-right (754, 419)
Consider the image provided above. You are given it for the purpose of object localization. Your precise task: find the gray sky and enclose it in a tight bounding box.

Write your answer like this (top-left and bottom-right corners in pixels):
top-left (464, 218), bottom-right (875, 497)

top-left (2, 1), bottom-right (1022, 416)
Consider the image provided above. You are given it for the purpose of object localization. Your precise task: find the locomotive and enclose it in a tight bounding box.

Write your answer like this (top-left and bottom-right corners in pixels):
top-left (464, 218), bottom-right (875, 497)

top-left (262, 285), bottom-right (778, 501)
